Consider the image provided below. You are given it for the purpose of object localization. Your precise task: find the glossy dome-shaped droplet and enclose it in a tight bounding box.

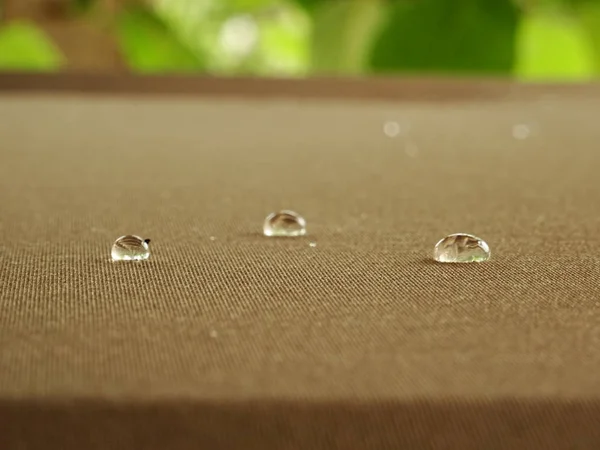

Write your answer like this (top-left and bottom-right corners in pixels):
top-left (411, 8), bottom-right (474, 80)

top-left (263, 210), bottom-right (306, 237)
top-left (433, 233), bottom-right (490, 263)
top-left (111, 235), bottom-right (151, 261)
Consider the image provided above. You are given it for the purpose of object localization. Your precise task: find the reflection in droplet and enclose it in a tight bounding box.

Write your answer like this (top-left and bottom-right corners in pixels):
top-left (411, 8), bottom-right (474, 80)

top-left (309, 242), bottom-right (317, 247)
top-left (512, 124), bottom-right (531, 140)
top-left (263, 210), bottom-right (306, 237)
top-left (111, 235), bottom-right (151, 261)
top-left (433, 233), bottom-right (490, 263)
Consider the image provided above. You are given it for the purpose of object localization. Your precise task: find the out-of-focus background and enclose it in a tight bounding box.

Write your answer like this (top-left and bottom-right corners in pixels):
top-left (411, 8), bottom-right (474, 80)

top-left (1, 0), bottom-right (600, 80)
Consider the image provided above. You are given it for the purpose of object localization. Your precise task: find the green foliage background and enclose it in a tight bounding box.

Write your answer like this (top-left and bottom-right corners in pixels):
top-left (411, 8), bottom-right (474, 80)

top-left (1, 0), bottom-right (600, 80)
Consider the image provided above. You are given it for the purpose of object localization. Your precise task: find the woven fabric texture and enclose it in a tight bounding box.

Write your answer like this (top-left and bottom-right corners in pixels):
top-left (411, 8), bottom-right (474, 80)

top-left (1, 76), bottom-right (600, 449)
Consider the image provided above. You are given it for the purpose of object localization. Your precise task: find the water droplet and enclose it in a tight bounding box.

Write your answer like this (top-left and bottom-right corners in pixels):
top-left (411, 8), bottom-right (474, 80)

top-left (111, 235), bottom-right (151, 261)
top-left (433, 233), bottom-right (490, 263)
top-left (209, 236), bottom-right (217, 241)
top-left (512, 124), bottom-right (531, 140)
top-left (209, 329), bottom-right (218, 338)
top-left (309, 242), bottom-right (317, 247)
top-left (263, 210), bottom-right (306, 237)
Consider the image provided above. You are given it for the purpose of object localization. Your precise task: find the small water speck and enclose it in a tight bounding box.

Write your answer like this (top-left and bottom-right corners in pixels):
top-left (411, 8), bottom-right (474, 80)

top-left (309, 242), bottom-right (317, 248)
top-left (263, 210), bottom-right (306, 237)
top-left (209, 236), bottom-right (217, 241)
top-left (433, 233), bottom-right (490, 263)
top-left (111, 235), bottom-right (150, 261)
top-left (383, 121), bottom-right (401, 137)
top-left (405, 140), bottom-right (420, 158)
top-left (512, 124), bottom-right (531, 140)
top-left (209, 329), bottom-right (218, 338)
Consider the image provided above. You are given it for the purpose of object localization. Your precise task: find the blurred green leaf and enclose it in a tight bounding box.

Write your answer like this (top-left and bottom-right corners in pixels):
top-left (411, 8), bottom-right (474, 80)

top-left (576, 1), bottom-right (600, 73)
top-left (294, 0), bottom-right (323, 13)
top-left (0, 21), bottom-right (64, 71)
top-left (254, 5), bottom-right (310, 75)
top-left (153, 0), bottom-right (225, 72)
top-left (70, 0), bottom-right (96, 14)
top-left (515, 11), bottom-right (594, 80)
top-left (369, 0), bottom-right (519, 74)
top-left (154, 0), bottom-right (309, 76)
top-left (227, 0), bottom-right (278, 13)
top-left (116, 5), bottom-right (205, 73)
top-left (311, 0), bottom-right (383, 74)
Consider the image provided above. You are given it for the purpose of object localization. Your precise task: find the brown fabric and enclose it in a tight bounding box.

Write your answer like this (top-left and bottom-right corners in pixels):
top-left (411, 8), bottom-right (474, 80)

top-left (1, 75), bottom-right (600, 449)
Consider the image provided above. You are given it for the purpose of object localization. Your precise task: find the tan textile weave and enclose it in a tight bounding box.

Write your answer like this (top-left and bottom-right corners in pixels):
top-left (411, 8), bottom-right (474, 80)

top-left (1, 74), bottom-right (600, 449)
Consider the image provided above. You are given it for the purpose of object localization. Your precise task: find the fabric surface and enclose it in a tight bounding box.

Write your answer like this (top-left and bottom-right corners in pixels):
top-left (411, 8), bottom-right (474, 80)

top-left (1, 74), bottom-right (600, 449)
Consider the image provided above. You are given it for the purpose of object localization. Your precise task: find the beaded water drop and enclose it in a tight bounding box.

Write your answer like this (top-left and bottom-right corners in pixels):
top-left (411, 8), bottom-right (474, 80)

top-left (433, 233), bottom-right (490, 263)
top-left (111, 235), bottom-right (151, 261)
top-left (263, 210), bottom-right (306, 237)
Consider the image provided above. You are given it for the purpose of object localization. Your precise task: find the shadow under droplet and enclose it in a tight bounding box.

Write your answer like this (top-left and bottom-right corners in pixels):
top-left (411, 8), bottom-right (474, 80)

top-left (419, 257), bottom-right (439, 266)
top-left (239, 232), bottom-right (267, 239)
top-left (418, 257), bottom-right (492, 266)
